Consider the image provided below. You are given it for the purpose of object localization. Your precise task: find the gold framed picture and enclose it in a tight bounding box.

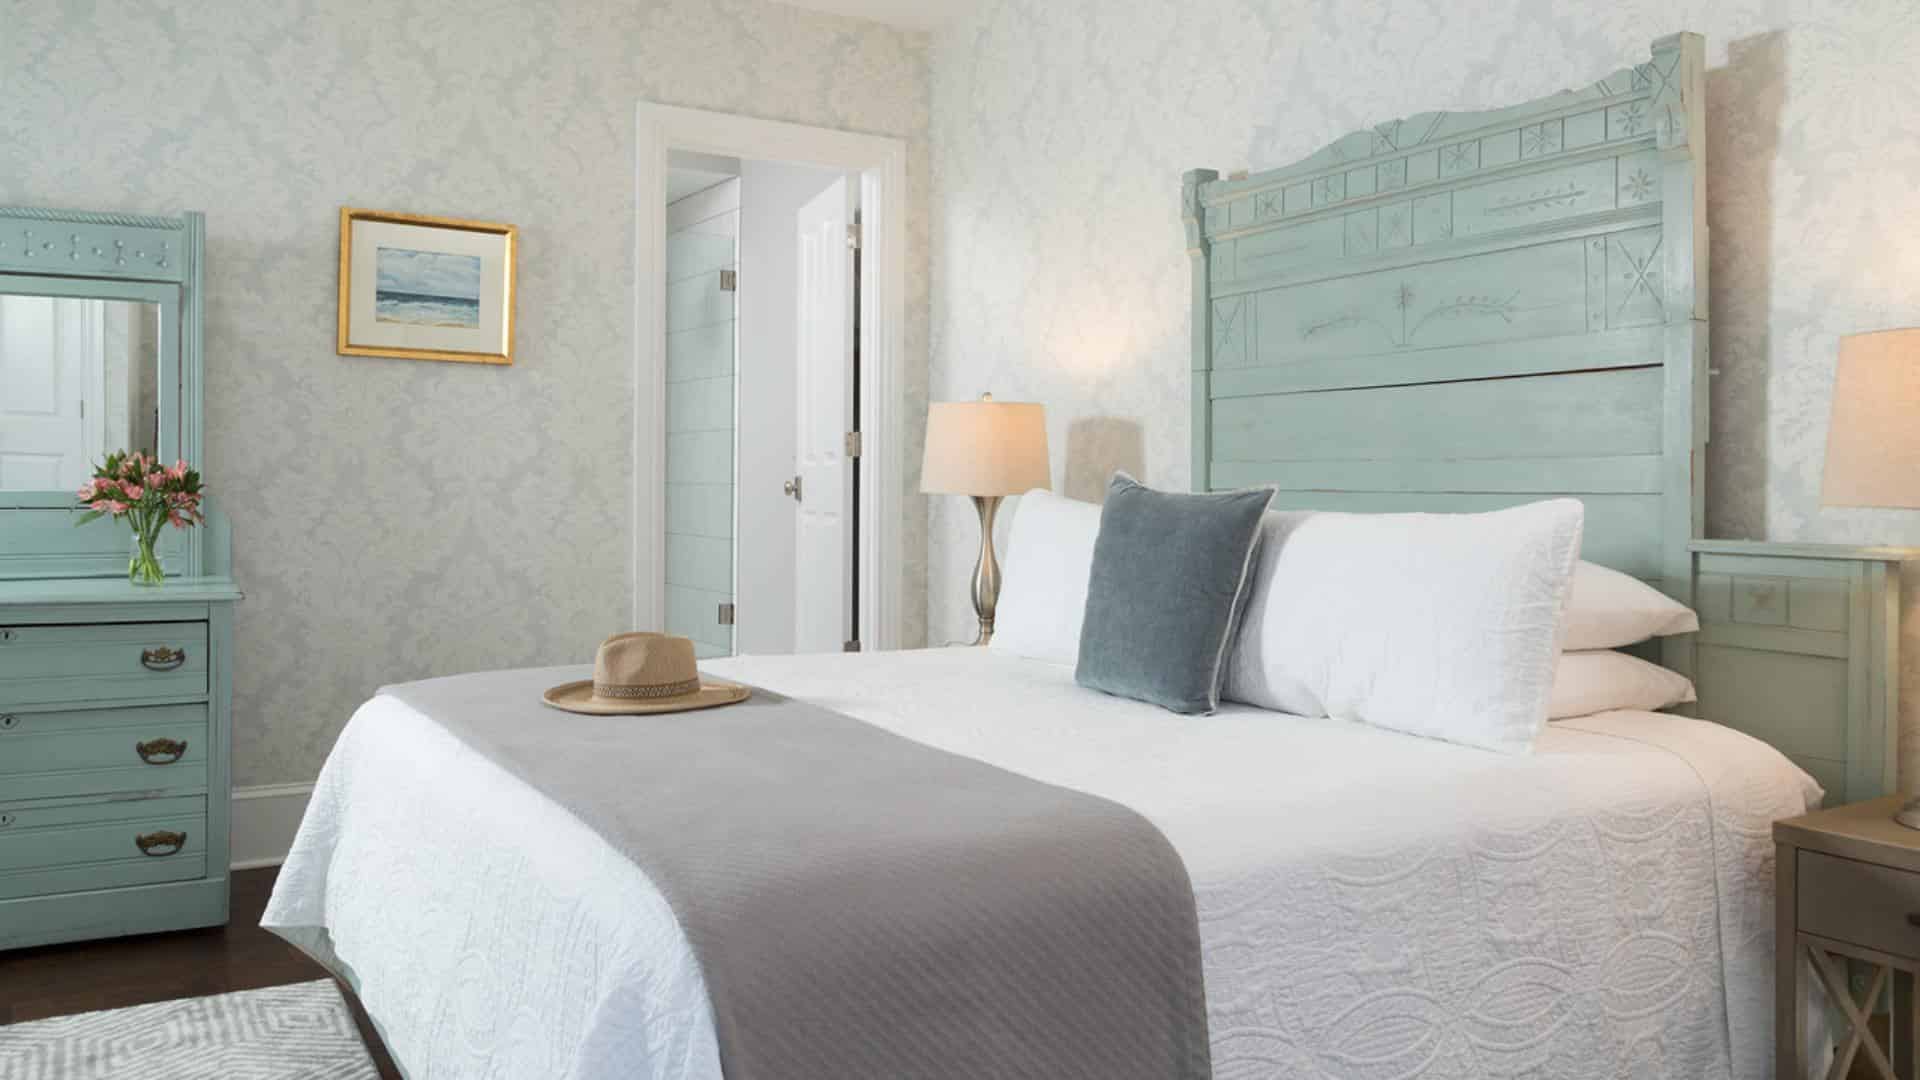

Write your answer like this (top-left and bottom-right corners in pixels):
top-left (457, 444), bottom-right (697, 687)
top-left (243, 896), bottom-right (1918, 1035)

top-left (337, 208), bottom-right (516, 365)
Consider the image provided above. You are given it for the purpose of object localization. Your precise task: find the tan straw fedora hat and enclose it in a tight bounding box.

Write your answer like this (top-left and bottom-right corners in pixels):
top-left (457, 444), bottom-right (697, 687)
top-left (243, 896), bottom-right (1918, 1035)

top-left (543, 632), bottom-right (750, 715)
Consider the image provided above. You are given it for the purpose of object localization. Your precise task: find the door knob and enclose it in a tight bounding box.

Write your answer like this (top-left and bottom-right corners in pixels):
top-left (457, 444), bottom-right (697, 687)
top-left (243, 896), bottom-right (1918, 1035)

top-left (783, 476), bottom-right (803, 502)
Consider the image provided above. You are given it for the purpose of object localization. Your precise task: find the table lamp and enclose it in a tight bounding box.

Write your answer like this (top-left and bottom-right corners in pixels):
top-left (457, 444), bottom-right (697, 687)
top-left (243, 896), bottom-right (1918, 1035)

top-left (1822, 328), bottom-right (1920, 827)
top-left (921, 394), bottom-right (1050, 644)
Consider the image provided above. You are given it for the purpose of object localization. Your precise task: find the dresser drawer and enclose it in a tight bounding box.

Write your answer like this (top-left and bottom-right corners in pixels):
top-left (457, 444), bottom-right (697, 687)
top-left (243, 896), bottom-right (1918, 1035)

top-left (0, 795), bottom-right (206, 901)
top-left (1798, 849), bottom-right (1920, 956)
top-left (0, 703), bottom-right (208, 801)
top-left (0, 622), bottom-right (208, 706)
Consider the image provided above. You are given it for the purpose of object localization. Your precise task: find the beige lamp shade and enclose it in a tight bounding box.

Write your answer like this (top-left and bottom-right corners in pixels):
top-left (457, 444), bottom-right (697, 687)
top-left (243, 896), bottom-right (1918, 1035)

top-left (1824, 329), bottom-right (1920, 508)
top-left (920, 395), bottom-right (1051, 496)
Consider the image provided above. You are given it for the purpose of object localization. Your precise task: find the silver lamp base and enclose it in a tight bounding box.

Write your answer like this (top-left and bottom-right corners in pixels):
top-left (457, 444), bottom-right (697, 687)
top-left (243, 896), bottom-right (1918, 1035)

top-left (1894, 796), bottom-right (1920, 830)
top-left (968, 495), bottom-right (1003, 646)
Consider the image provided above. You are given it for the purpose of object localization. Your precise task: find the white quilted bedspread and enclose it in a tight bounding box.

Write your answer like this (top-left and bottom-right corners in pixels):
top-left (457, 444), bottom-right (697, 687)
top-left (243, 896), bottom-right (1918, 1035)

top-left (264, 647), bottom-right (1818, 1079)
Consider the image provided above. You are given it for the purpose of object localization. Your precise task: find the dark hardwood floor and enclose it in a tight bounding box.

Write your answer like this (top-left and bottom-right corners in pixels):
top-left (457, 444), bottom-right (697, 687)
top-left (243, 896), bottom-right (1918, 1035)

top-left (0, 866), bottom-right (400, 1077)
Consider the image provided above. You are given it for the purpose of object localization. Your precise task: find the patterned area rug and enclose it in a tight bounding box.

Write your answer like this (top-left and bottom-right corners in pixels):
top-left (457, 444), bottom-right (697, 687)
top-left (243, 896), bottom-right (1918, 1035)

top-left (0, 979), bottom-right (379, 1079)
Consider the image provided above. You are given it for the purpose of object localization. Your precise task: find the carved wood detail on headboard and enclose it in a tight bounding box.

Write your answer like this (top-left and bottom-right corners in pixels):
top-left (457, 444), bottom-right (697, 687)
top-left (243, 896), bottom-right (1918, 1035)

top-left (1186, 33), bottom-right (1707, 674)
top-left (1183, 34), bottom-right (1920, 802)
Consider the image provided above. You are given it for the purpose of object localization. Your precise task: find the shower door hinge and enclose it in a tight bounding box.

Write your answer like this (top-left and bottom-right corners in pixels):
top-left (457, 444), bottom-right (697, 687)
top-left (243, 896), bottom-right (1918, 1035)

top-left (719, 269), bottom-right (737, 292)
top-left (843, 430), bottom-right (862, 458)
top-left (843, 639), bottom-right (861, 653)
top-left (717, 602), bottom-right (735, 626)
top-left (845, 223), bottom-right (862, 251)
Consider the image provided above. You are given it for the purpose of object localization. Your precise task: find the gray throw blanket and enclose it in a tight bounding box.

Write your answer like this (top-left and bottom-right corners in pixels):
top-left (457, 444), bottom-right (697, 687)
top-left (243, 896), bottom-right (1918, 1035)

top-left (382, 666), bottom-right (1211, 1080)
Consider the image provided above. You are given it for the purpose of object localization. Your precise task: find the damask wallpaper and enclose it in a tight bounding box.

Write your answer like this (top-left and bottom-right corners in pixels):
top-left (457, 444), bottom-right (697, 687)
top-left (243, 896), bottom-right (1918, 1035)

top-left (926, 0), bottom-right (1920, 780)
top-left (0, 0), bottom-right (930, 786)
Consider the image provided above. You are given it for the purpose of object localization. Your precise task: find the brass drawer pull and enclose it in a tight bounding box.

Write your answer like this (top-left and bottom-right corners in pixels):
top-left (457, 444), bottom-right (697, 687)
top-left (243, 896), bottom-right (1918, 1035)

top-left (140, 647), bottom-right (187, 671)
top-left (135, 830), bottom-right (187, 857)
top-left (136, 737), bottom-right (188, 765)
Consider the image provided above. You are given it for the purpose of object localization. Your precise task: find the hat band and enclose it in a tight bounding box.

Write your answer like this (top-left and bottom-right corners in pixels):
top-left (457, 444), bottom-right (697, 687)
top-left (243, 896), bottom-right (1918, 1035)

top-left (593, 676), bottom-right (702, 700)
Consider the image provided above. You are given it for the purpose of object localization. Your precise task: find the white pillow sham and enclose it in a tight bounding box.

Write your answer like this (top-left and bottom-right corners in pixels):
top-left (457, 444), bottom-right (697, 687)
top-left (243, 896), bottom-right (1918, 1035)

top-left (989, 489), bottom-right (1100, 665)
top-left (1224, 499), bottom-right (1585, 754)
top-left (1549, 650), bottom-right (1696, 719)
top-left (1563, 561), bottom-right (1699, 650)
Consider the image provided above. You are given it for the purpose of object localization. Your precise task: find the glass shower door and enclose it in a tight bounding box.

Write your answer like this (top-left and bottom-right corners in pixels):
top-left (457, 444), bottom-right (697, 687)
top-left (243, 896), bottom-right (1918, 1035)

top-left (664, 179), bottom-right (739, 658)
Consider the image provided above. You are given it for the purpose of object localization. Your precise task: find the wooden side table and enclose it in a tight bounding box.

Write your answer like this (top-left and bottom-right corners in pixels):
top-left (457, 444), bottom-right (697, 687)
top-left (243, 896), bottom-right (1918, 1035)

top-left (1777, 797), bottom-right (1920, 1079)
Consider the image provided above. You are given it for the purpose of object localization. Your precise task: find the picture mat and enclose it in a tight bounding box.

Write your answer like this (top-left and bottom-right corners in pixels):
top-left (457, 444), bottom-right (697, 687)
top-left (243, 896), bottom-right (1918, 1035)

top-left (347, 219), bottom-right (508, 354)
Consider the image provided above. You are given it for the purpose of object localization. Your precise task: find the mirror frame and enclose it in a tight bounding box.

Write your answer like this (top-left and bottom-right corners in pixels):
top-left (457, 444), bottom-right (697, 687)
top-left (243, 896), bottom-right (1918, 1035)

top-left (0, 206), bottom-right (206, 578)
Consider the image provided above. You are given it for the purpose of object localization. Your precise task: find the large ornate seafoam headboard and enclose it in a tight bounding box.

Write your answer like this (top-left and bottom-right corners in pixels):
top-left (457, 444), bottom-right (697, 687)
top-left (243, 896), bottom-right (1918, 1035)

top-left (1184, 34), bottom-right (1910, 802)
top-left (1186, 34), bottom-right (1707, 595)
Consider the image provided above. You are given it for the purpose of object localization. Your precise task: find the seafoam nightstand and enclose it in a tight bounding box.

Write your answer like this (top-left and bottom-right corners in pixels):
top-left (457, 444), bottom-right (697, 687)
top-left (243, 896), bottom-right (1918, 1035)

top-left (1776, 796), bottom-right (1920, 1079)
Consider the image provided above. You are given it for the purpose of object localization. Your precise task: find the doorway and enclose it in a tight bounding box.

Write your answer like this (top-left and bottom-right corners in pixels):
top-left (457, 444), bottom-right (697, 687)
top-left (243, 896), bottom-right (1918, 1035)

top-left (637, 104), bottom-right (905, 656)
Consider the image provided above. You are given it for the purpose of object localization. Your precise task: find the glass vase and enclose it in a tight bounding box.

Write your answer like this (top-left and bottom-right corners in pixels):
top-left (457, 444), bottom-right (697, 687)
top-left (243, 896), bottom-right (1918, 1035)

top-left (129, 530), bottom-right (165, 587)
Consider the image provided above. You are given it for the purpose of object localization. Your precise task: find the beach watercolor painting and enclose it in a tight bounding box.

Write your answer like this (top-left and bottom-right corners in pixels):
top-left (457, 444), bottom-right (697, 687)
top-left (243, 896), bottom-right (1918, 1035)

top-left (375, 247), bottom-right (481, 328)
top-left (340, 208), bottom-right (515, 363)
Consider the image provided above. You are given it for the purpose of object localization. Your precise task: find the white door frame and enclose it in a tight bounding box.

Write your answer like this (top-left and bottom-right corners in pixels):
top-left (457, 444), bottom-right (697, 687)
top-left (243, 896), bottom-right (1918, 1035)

top-left (79, 300), bottom-right (107, 468)
top-left (635, 102), bottom-right (906, 651)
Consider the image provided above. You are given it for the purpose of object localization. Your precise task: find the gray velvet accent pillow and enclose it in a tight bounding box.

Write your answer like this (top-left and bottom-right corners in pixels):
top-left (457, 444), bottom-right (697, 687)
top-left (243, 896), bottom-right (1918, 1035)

top-left (1075, 473), bottom-right (1274, 714)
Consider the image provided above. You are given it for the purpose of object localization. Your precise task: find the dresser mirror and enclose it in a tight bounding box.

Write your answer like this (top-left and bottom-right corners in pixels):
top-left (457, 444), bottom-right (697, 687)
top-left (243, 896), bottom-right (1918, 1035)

top-left (0, 208), bottom-right (201, 577)
top-left (0, 290), bottom-right (168, 492)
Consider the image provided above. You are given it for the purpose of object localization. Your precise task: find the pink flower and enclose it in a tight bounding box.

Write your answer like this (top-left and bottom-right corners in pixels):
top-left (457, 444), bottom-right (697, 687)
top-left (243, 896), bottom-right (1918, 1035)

top-left (102, 500), bottom-right (127, 515)
top-left (168, 461), bottom-right (188, 481)
top-left (123, 484), bottom-right (143, 500)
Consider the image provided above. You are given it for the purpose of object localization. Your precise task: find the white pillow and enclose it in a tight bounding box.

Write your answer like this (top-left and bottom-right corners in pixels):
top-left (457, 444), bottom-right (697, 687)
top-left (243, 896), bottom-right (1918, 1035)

top-left (1563, 561), bottom-right (1699, 650)
top-left (1549, 650), bottom-right (1697, 719)
top-left (989, 489), bottom-right (1100, 665)
top-left (1224, 499), bottom-right (1584, 753)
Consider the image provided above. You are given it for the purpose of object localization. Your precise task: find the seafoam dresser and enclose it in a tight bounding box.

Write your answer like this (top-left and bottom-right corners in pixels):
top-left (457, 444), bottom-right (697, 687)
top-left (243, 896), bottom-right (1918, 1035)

top-left (0, 205), bottom-right (241, 949)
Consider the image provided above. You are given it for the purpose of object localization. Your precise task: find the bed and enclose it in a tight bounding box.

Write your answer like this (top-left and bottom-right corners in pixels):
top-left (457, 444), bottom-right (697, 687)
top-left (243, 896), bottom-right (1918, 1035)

top-left (269, 647), bottom-right (1816, 1079)
top-left (265, 32), bottom-right (1892, 1079)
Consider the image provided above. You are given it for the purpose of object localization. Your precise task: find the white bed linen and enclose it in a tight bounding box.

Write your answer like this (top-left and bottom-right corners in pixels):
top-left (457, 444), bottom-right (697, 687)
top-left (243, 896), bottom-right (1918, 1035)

top-left (264, 647), bottom-right (1818, 1080)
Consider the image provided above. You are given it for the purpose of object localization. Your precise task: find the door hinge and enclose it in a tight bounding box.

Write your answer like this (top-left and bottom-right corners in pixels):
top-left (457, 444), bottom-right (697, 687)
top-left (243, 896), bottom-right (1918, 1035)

top-left (845, 223), bottom-right (862, 251)
top-left (717, 602), bottom-right (735, 627)
top-left (843, 430), bottom-right (862, 458)
top-left (843, 639), bottom-right (861, 653)
top-left (719, 269), bottom-right (737, 292)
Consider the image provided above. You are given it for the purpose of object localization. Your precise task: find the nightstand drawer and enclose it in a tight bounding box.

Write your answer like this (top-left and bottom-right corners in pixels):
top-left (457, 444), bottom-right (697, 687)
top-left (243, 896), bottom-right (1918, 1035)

top-left (1799, 849), bottom-right (1920, 957)
top-left (0, 704), bottom-right (208, 800)
top-left (0, 795), bottom-right (206, 901)
top-left (0, 622), bottom-right (208, 706)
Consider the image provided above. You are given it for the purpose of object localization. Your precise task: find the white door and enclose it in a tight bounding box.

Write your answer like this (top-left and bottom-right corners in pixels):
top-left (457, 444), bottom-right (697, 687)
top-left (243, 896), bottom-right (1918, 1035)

top-left (792, 178), bottom-right (856, 653)
top-left (0, 295), bottom-right (92, 491)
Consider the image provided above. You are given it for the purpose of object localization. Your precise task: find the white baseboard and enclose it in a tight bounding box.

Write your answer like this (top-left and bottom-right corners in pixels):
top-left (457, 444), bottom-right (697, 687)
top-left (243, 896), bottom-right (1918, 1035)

top-left (230, 782), bottom-right (314, 870)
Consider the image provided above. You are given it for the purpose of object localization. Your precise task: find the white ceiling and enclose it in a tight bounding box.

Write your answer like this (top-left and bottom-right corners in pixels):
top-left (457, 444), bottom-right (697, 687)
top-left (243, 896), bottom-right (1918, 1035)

top-left (667, 150), bottom-right (741, 203)
top-left (772, 0), bottom-right (974, 32)
top-left (667, 168), bottom-right (736, 203)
